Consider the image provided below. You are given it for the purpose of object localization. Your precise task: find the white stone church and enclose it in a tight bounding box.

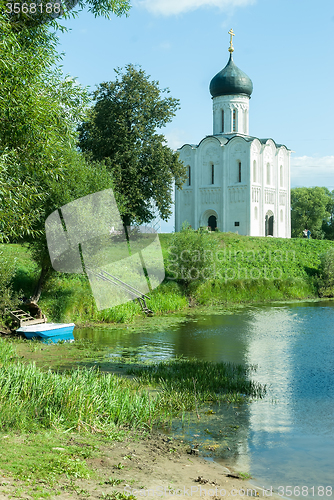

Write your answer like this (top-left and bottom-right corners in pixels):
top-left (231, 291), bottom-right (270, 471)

top-left (175, 31), bottom-right (291, 238)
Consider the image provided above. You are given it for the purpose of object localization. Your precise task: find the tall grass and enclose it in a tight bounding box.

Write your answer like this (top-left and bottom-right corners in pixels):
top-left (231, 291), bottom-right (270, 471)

top-left (38, 275), bottom-right (188, 324)
top-left (128, 358), bottom-right (266, 410)
top-left (190, 277), bottom-right (315, 306)
top-left (0, 341), bottom-right (266, 432)
top-left (0, 339), bottom-right (159, 432)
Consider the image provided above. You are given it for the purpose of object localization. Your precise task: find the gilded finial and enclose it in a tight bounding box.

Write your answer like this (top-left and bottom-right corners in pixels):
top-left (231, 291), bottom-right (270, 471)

top-left (228, 28), bottom-right (235, 53)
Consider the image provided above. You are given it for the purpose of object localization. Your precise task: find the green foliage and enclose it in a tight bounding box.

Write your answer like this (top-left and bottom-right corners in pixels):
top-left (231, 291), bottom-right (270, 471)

top-left (291, 187), bottom-right (331, 239)
top-left (3, 235), bottom-right (334, 327)
top-left (0, 251), bottom-right (20, 316)
top-left (127, 358), bottom-right (266, 409)
top-left (191, 277), bottom-right (314, 306)
top-left (0, 344), bottom-right (159, 431)
top-left (322, 189), bottom-right (334, 240)
top-left (317, 248), bottom-right (334, 297)
top-left (28, 151), bottom-right (117, 263)
top-left (78, 64), bottom-right (187, 226)
top-left (167, 225), bottom-right (220, 286)
top-left (0, 341), bottom-right (265, 437)
top-left (3, 0), bottom-right (131, 30)
top-left (0, 150), bottom-right (45, 242)
top-left (148, 281), bottom-right (188, 313)
top-left (0, 11), bottom-right (92, 242)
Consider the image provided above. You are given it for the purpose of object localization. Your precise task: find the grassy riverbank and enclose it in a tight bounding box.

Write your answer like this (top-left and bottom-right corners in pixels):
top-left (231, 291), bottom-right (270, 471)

top-left (1, 232), bottom-right (334, 325)
top-left (0, 338), bottom-right (264, 433)
top-left (0, 337), bottom-right (265, 497)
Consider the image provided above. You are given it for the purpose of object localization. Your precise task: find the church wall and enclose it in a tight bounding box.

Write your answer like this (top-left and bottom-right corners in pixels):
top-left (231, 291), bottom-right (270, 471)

top-left (175, 145), bottom-right (196, 231)
top-left (250, 139), bottom-right (262, 236)
top-left (212, 95), bottom-right (250, 135)
top-left (262, 140), bottom-right (276, 236)
top-left (176, 138), bottom-right (291, 239)
top-left (175, 56), bottom-right (291, 239)
top-left (197, 139), bottom-right (223, 230)
top-left (225, 139), bottom-right (250, 235)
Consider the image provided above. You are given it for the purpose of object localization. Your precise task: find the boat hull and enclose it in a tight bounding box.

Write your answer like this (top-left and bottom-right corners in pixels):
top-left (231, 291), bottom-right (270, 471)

top-left (16, 323), bottom-right (75, 344)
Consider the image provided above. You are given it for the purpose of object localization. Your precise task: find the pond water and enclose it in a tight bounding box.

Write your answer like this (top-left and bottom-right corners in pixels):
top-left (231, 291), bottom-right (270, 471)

top-left (75, 301), bottom-right (334, 498)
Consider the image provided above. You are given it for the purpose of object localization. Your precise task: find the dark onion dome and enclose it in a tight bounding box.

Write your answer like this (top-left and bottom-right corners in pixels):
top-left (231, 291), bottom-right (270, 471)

top-left (209, 53), bottom-right (253, 98)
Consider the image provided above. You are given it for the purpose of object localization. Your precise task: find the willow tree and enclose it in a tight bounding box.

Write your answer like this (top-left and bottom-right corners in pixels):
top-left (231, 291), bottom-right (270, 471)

top-left (0, 1), bottom-right (128, 302)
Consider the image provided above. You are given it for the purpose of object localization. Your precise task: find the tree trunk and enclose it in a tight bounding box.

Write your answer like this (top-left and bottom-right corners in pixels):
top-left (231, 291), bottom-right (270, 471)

top-left (31, 265), bottom-right (50, 303)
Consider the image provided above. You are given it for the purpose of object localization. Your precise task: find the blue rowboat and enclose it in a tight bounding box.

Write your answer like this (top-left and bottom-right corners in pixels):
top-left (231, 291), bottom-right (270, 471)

top-left (16, 323), bottom-right (75, 344)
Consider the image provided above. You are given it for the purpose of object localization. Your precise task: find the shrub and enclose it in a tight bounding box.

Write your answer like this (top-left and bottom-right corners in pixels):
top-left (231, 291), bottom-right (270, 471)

top-left (317, 248), bottom-right (334, 297)
top-left (166, 225), bottom-right (220, 287)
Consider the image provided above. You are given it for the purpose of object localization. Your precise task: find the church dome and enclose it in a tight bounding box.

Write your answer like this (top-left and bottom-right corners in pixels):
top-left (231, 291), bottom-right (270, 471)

top-left (209, 53), bottom-right (253, 98)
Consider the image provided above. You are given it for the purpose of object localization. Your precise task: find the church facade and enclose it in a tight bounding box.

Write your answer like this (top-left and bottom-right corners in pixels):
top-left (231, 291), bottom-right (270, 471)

top-left (175, 31), bottom-right (291, 238)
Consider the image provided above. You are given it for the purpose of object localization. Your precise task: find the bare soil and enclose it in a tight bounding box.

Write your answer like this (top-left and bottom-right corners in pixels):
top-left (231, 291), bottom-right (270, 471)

top-left (0, 431), bottom-right (282, 500)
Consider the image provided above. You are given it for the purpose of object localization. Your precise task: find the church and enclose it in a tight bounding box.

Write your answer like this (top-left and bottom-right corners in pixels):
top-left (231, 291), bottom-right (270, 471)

top-left (175, 30), bottom-right (291, 238)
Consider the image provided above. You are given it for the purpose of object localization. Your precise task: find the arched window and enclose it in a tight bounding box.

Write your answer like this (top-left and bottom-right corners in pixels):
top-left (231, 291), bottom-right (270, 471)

top-left (187, 165), bottom-right (191, 186)
top-left (233, 110), bottom-right (237, 132)
top-left (253, 160), bottom-right (257, 183)
top-left (280, 209), bottom-right (283, 223)
top-left (238, 161), bottom-right (242, 183)
top-left (280, 165), bottom-right (283, 187)
top-left (211, 164), bottom-right (215, 185)
top-left (221, 110), bottom-right (224, 133)
top-left (254, 206), bottom-right (258, 220)
top-left (266, 163), bottom-right (271, 185)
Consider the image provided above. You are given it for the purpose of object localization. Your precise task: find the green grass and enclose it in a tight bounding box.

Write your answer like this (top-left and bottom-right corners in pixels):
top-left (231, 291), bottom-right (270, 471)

top-left (1, 233), bottom-right (334, 326)
top-left (0, 339), bottom-right (265, 495)
top-left (127, 357), bottom-right (266, 409)
top-left (0, 429), bottom-right (104, 498)
top-left (0, 339), bottom-right (265, 433)
top-left (0, 434), bottom-right (92, 482)
top-left (0, 344), bottom-right (157, 433)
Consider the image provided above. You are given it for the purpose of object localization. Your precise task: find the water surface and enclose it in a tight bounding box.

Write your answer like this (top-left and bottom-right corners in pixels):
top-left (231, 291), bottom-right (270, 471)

top-left (75, 301), bottom-right (334, 498)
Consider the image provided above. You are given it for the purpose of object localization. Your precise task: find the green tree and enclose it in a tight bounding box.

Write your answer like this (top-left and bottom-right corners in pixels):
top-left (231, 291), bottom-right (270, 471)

top-left (78, 64), bottom-right (187, 227)
top-left (3, 0), bottom-right (130, 29)
top-left (0, 0), bottom-right (130, 241)
top-left (0, 11), bottom-right (118, 303)
top-left (322, 189), bottom-right (334, 240)
top-left (28, 150), bottom-right (117, 302)
top-left (0, 12), bottom-right (92, 241)
top-left (291, 187), bottom-right (331, 239)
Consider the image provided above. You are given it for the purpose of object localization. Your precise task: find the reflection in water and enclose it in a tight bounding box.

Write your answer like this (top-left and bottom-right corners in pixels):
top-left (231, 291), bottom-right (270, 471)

top-left (75, 301), bottom-right (334, 498)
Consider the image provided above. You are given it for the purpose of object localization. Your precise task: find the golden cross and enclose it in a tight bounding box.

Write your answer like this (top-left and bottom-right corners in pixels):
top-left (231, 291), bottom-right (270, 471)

top-left (228, 28), bottom-right (235, 53)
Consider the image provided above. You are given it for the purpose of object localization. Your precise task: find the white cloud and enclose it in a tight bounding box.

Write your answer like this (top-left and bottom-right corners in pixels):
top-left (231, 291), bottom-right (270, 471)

top-left (291, 155), bottom-right (334, 190)
top-left (135, 0), bottom-right (256, 16)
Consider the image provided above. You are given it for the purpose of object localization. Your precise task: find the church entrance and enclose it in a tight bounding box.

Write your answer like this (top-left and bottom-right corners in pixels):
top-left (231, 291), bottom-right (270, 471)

top-left (265, 212), bottom-right (274, 236)
top-left (208, 215), bottom-right (217, 231)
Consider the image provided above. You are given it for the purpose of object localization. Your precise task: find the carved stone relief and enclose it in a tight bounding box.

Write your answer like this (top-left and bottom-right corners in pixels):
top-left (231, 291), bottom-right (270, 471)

top-left (200, 188), bottom-right (221, 205)
top-left (229, 186), bottom-right (246, 203)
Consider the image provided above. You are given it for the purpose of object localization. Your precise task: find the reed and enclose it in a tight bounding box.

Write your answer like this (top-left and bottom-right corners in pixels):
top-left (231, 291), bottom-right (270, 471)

top-left (0, 341), bottom-right (265, 432)
top-left (0, 340), bottom-right (160, 432)
top-left (127, 357), bottom-right (266, 410)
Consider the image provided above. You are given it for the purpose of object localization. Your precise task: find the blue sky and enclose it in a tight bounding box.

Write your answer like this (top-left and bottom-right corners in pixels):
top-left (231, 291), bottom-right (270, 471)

top-left (57, 0), bottom-right (334, 231)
